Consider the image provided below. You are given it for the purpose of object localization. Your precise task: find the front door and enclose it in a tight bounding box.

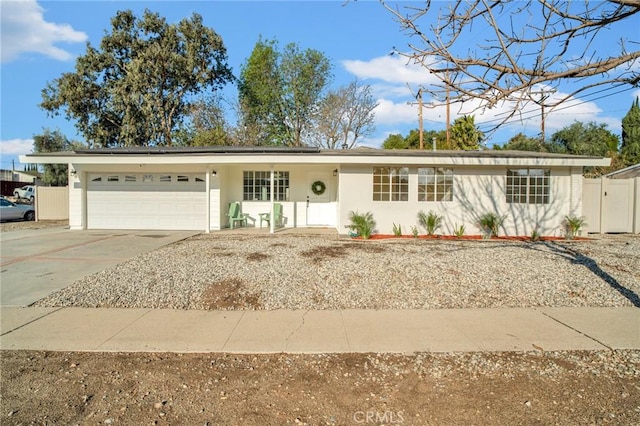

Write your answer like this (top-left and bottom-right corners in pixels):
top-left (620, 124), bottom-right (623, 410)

top-left (307, 172), bottom-right (331, 226)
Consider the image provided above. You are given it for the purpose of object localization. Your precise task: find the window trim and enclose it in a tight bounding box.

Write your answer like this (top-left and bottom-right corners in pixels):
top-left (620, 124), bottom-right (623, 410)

top-left (417, 167), bottom-right (454, 202)
top-left (372, 166), bottom-right (409, 202)
top-left (506, 168), bottom-right (550, 205)
top-left (243, 170), bottom-right (290, 201)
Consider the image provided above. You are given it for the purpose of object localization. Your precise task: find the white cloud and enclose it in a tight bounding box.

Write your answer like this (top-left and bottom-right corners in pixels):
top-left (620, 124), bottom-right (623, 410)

top-left (346, 55), bottom-right (626, 144)
top-left (0, 139), bottom-right (34, 155)
top-left (342, 55), bottom-right (437, 87)
top-left (1, 0), bottom-right (87, 63)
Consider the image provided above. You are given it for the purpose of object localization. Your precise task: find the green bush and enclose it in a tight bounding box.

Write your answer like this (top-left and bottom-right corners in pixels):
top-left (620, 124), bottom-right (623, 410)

top-left (530, 229), bottom-right (541, 242)
top-left (348, 211), bottom-right (376, 240)
top-left (392, 223), bottom-right (402, 237)
top-left (418, 210), bottom-right (443, 236)
top-left (477, 212), bottom-right (505, 238)
top-left (453, 224), bottom-right (465, 238)
top-left (562, 215), bottom-right (586, 240)
top-left (411, 225), bottom-right (419, 238)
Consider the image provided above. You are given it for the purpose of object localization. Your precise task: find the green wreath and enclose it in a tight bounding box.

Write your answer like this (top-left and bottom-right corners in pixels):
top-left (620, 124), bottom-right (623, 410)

top-left (311, 180), bottom-right (326, 196)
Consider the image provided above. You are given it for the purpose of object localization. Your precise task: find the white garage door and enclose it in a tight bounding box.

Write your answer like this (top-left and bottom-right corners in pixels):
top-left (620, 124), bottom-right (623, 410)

top-left (87, 173), bottom-right (206, 230)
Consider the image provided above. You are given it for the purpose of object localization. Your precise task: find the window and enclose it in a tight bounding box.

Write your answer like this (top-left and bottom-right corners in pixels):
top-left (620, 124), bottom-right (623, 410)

top-left (91, 176), bottom-right (102, 182)
top-left (506, 169), bottom-right (550, 204)
top-left (107, 176), bottom-right (119, 182)
top-left (418, 168), bottom-right (453, 202)
top-left (373, 167), bottom-right (408, 201)
top-left (142, 174), bottom-right (153, 183)
top-left (243, 171), bottom-right (290, 201)
top-left (124, 175), bottom-right (136, 182)
top-left (159, 175), bottom-right (172, 183)
top-left (177, 175), bottom-right (189, 182)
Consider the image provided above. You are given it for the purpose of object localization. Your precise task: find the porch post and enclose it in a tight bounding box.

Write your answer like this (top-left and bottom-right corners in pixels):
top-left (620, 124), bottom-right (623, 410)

top-left (270, 166), bottom-right (275, 234)
top-left (205, 166), bottom-right (211, 233)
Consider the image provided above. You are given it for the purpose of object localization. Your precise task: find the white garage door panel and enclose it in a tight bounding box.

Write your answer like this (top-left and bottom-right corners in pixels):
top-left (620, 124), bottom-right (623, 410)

top-left (87, 175), bottom-right (206, 230)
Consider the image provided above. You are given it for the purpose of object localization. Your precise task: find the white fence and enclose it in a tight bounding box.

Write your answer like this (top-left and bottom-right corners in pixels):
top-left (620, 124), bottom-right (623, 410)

top-left (35, 186), bottom-right (69, 221)
top-left (582, 177), bottom-right (639, 233)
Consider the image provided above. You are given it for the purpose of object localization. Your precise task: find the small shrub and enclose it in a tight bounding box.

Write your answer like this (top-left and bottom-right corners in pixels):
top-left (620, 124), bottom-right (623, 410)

top-left (348, 211), bottom-right (376, 240)
top-left (418, 210), bottom-right (443, 236)
top-left (563, 215), bottom-right (586, 240)
top-left (410, 225), bottom-right (419, 238)
top-left (453, 224), bottom-right (465, 238)
top-left (530, 229), bottom-right (541, 242)
top-left (477, 212), bottom-right (505, 238)
top-left (392, 223), bottom-right (402, 237)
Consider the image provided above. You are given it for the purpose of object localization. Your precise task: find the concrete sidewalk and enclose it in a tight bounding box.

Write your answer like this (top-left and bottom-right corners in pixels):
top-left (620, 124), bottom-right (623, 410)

top-left (1, 306), bottom-right (638, 353)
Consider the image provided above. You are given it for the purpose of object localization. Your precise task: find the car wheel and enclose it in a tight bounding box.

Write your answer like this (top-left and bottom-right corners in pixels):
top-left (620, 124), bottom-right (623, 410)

top-left (24, 211), bottom-right (35, 221)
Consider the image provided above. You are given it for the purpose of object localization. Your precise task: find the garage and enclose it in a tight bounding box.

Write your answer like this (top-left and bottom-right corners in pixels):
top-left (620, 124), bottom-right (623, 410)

top-left (87, 173), bottom-right (206, 230)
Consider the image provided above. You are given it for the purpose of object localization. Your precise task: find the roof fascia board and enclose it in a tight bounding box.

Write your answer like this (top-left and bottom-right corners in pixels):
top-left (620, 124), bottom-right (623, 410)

top-left (20, 153), bottom-right (610, 167)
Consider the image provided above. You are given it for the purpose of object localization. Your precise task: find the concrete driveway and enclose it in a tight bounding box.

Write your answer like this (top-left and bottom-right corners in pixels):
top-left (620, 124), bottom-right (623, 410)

top-left (0, 228), bottom-right (198, 306)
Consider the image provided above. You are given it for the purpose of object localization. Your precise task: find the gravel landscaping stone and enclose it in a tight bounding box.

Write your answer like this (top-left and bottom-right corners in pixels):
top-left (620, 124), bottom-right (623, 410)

top-left (34, 233), bottom-right (640, 310)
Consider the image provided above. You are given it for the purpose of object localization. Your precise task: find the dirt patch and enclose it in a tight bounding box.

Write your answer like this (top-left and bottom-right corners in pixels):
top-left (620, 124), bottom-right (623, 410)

top-left (200, 279), bottom-right (262, 310)
top-left (300, 243), bottom-right (387, 264)
top-left (246, 252), bottom-right (270, 262)
top-left (1, 350), bottom-right (638, 425)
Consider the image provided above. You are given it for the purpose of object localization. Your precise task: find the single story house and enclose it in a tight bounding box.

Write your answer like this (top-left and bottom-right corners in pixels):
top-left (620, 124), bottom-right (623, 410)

top-left (21, 146), bottom-right (610, 236)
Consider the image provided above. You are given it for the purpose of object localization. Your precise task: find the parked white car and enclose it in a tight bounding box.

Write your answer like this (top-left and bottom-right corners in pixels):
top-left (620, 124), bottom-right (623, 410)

top-left (13, 185), bottom-right (35, 201)
top-left (0, 197), bottom-right (35, 221)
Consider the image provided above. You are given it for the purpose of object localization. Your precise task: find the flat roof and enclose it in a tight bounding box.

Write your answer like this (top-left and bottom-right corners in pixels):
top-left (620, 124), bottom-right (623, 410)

top-left (47, 146), bottom-right (605, 160)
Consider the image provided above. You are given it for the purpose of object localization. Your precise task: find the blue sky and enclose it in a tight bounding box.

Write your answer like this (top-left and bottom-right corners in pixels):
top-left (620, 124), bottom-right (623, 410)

top-left (1, 0), bottom-right (639, 169)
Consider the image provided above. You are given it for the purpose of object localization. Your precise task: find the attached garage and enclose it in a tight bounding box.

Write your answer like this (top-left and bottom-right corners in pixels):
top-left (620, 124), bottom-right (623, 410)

top-left (86, 173), bottom-right (206, 230)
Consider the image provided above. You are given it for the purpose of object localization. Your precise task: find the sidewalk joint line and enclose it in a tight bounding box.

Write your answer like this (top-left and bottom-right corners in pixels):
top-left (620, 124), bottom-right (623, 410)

top-left (537, 309), bottom-right (613, 351)
top-left (0, 307), bottom-right (63, 336)
top-left (340, 311), bottom-right (351, 351)
top-left (221, 310), bottom-right (245, 351)
top-left (95, 309), bottom-right (152, 350)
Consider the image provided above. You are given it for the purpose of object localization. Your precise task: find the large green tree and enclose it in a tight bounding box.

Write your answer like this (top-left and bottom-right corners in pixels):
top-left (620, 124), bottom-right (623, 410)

top-left (621, 97), bottom-right (640, 165)
top-left (33, 129), bottom-right (83, 186)
top-left (41, 10), bottom-right (233, 148)
top-left (382, 129), bottom-right (447, 149)
top-left (449, 115), bottom-right (484, 150)
top-left (238, 38), bottom-right (332, 146)
top-left (496, 133), bottom-right (546, 152)
top-left (547, 121), bottom-right (619, 156)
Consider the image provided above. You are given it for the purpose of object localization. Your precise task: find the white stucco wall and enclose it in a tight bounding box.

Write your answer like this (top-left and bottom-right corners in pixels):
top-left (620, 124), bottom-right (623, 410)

top-left (338, 164), bottom-right (578, 237)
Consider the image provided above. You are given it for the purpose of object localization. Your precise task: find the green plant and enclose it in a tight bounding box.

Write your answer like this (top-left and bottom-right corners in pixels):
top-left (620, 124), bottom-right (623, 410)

top-left (411, 225), bottom-right (419, 238)
top-left (477, 212), bottom-right (505, 238)
top-left (348, 211), bottom-right (376, 240)
top-left (453, 224), bottom-right (465, 238)
top-left (562, 215), bottom-right (586, 240)
top-left (418, 210), bottom-right (443, 236)
top-left (392, 223), bottom-right (402, 237)
top-left (530, 229), bottom-right (541, 242)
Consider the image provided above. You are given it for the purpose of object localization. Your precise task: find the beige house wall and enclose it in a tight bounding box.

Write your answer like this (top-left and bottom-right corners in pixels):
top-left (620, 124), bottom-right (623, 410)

top-left (338, 165), bottom-right (577, 237)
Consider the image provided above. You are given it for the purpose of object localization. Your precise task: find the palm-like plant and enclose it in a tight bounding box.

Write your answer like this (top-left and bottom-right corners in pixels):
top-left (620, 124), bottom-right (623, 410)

top-left (348, 211), bottom-right (376, 239)
top-left (418, 210), bottom-right (443, 236)
top-left (477, 212), bottom-right (505, 238)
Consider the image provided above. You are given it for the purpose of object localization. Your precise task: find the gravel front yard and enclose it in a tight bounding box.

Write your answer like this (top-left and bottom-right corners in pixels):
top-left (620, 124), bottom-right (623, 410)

top-left (35, 233), bottom-right (640, 310)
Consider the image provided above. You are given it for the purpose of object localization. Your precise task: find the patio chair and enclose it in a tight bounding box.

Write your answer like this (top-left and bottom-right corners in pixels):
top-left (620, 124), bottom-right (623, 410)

top-left (259, 203), bottom-right (283, 228)
top-left (227, 201), bottom-right (248, 229)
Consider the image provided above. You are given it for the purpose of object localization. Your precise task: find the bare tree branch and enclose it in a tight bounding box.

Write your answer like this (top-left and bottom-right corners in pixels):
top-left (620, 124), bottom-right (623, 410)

top-left (382, 0), bottom-right (640, 132)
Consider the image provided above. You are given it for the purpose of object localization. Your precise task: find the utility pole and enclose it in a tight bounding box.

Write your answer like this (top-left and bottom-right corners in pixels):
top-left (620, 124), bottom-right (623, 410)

top-left (418, 89), bottom-right (424, 150)
top-left (445, 70), bottom-right (451, 148)
top-left (530, 89), bottom-right (556, 143)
